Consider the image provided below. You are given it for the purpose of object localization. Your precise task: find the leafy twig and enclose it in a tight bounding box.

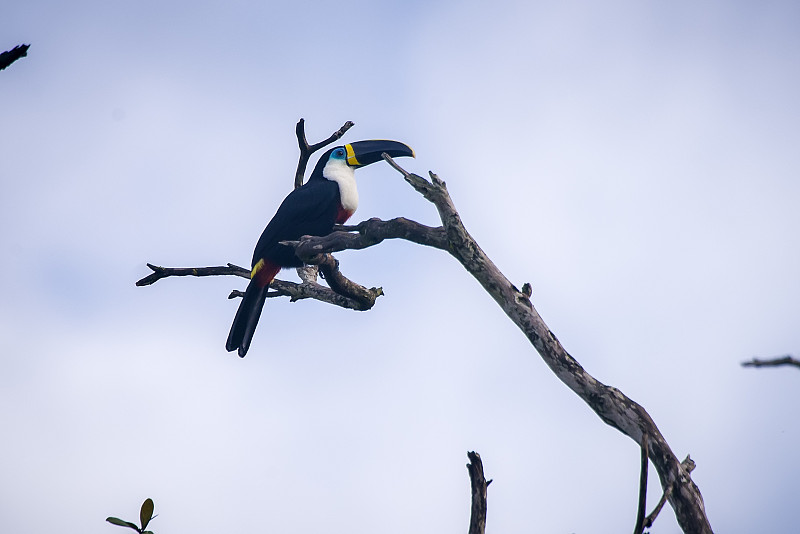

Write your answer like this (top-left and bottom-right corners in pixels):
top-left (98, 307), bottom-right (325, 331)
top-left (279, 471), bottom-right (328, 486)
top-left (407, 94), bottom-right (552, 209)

top-left (107, 498), bottom-right (156, 534)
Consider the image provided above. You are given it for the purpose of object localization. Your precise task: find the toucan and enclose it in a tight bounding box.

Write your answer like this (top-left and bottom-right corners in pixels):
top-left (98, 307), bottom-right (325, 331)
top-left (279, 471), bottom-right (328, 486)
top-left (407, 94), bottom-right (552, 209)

top-left (226, 139), bottom-right (415, 357)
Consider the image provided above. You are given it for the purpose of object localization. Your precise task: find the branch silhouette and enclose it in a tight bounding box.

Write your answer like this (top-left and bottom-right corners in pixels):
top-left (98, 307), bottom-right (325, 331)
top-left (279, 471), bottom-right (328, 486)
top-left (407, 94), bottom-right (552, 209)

top-left (467, 451), bottom-right (490, 534)
top-left (294, 118), bottom-right (354, 189)
top-left (0, 44), bottom-right (29, 71)
top-left (742, 355), bottom-right (800, 370)
top-left (284, 155), bottom-right (713, 533)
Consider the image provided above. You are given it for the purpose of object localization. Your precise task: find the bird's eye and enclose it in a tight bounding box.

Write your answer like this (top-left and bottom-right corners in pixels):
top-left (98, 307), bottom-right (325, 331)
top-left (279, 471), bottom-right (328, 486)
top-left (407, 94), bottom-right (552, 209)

top-left (335, 148), bottom-right (345, 157)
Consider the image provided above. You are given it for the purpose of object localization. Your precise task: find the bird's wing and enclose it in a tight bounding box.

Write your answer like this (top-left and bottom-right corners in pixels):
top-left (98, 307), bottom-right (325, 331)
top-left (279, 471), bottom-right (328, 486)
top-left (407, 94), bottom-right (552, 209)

top-left (251, 180), bottom-right (340, 266)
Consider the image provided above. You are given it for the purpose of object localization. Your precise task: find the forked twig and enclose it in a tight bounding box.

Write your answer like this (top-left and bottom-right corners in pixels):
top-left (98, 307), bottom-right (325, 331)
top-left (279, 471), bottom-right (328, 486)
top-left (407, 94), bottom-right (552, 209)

top-left (293, 119), bottom-right (354, 188)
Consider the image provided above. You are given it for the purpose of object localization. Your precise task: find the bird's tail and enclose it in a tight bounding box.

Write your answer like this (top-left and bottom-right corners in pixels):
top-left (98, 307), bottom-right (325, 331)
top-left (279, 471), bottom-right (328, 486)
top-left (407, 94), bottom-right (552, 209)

top-left (226, 279), bottom-right (268, 358)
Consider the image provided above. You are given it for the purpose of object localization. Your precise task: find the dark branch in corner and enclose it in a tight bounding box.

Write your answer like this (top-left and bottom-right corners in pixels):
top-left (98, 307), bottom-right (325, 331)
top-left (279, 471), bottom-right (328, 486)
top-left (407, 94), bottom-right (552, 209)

top-left (742, 355), bottom-right (800, 370)
top-left (467, 452), bottom-right (490, 534)
top-left (0, 44), bottom-right (29, 71)
top-left (293, 118), bottom-right (354, 189)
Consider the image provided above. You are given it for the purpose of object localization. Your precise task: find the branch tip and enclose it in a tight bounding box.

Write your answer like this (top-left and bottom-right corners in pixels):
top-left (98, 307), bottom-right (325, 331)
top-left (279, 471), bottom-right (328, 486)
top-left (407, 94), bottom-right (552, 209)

top-left (429, 171), bottom-right (445, 187)
top-left (466, 451), bottom-right (488, 534)
top-left (681, 455), bottom-right (696, 474)
top-left (382, 152), bottom-right (410, 177)
top-left (295, 119), bottom-right (355, 188)
top-left (742, 355), bottom-right (800, 369)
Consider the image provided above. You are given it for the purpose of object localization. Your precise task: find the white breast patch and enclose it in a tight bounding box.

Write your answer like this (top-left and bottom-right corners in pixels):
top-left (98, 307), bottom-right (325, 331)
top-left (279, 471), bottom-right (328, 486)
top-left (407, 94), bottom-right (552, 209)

top-left (322, 158), bottom-right (359, 213)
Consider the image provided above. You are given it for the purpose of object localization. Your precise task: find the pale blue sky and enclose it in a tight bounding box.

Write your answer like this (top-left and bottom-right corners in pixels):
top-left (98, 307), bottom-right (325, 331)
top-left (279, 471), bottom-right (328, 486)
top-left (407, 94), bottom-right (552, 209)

top-left (2, 1), bottom-right (799, 533)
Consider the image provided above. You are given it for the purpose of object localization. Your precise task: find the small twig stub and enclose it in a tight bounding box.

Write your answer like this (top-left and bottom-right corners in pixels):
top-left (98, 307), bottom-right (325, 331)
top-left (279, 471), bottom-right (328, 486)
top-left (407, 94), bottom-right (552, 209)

top-left (467, 451), bottom-right (489, 534)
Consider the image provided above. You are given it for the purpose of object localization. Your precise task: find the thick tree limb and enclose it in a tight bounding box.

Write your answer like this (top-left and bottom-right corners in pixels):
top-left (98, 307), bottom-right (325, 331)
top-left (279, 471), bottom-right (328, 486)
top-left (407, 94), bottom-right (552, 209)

top-left (135, 218), bottom-right (439, 310)
top-left (389, 158), bottom-right (711, 533)
top-left (466, 451), bottom-right (490, 534)
top-left (286, 217), bottom-right (448, 259)
top-left (742, 355), bottom-right (800, 370)
top-left (291, 156), bottom-right (713, 533)
top-left (311, 253), bottom-right (383, 310)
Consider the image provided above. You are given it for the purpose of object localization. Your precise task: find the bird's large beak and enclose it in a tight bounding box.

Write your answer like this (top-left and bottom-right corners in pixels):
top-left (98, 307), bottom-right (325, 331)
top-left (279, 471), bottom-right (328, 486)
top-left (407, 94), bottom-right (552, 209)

top-left (344, 140), bottom-right (415, 167)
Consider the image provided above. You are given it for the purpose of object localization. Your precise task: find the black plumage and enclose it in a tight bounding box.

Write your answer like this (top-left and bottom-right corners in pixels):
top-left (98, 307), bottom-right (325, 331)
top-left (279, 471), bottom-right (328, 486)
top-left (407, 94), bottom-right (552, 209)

top-left (250, 149), bottom-right (342, 268)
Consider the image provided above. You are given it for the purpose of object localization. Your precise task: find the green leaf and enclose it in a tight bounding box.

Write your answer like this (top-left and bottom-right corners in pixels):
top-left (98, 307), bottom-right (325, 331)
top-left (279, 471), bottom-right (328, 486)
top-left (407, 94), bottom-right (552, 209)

top-left (140, 498), bottom-right (154, 530)
top-left (106, 517), bottom-right (141, 531)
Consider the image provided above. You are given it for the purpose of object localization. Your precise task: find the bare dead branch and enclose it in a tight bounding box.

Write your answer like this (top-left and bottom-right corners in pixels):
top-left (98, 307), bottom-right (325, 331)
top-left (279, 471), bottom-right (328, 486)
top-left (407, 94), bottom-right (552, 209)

top-left (467, 451), bottom-right (490, 534)
top-left (296, 265), bottom-right (319, 284)
top-left (136, 262), bottom-right (376, 311)
top-left (0, 44), bottom-right (29, 71)
top-left (136, 263), bottom-right (250, 286)
top-left (293, 119), bottom-right (355, 189)
top-left (634, 433), bottom-right (649, 534)
top-left (644, 455), bottom-right (694, 529)
top-left (271, 276), bottom-right (377, 310)
top-left (681, 454), bottom-right (696, 475)
top-left (286, 217), bottom-right (448, 259)
top-left (312, 253), bottom-right (383, 311)
top-left (742, 355), bottom-right (800, 370)
top-left (135, 129), bottom-right (713, 532)
top-left (644, 483), bottom-right (673, 529)
top-left (374, 156), bottom-right (712, 534)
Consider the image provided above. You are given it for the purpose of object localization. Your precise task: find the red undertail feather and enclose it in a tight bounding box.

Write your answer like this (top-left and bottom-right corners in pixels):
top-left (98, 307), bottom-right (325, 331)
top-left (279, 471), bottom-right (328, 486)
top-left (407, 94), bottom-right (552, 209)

top-left (252, 260), bottom-right (281, 288)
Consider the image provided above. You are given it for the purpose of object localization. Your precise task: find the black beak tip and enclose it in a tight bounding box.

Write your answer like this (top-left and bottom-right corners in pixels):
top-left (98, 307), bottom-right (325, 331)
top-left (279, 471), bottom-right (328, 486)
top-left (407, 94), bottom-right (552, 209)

top-left (349, 139), bottom-right (415, 166)
top-left (380, 141), bottom-right (415, 160)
